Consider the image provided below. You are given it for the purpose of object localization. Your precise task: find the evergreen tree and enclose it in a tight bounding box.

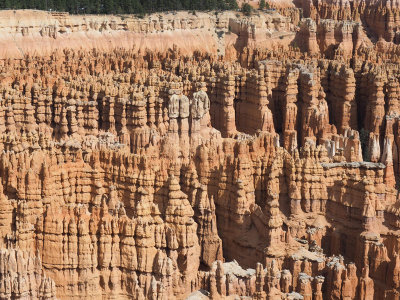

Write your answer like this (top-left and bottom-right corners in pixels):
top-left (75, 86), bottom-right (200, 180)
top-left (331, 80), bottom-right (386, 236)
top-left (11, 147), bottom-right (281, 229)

top-left (103, 0), bottom-right (115, 13)
top-left (0, 0), bottom-right (239, 14)
top-left (259, 0), bottom-right (265, 10)
top-left (132, 0), bottom-right (144, 13)
top-left (53, 0), bottom-right (66, 12)
top-left (79, 0), bottom-right (90, 13)
top-left (241, 3), bottom-right (252, 15)
top-left (139, 0), bottom-right (153, 12)
top-left (92, 1), bottom-right (102, 13)
top-left (66, 0), bottom-right (77, 13)
top-left (228, 0), bottom-right (238, 9)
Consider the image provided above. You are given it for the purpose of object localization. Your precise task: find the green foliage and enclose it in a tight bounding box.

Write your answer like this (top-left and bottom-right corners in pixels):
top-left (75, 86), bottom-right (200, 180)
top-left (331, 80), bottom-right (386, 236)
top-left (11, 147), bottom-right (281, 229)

top-left (259, 0), bottom-right (265, 10)
top-left (0, 0), bottom-right (238, 14)
top-left (241, 3), bottom-right (252, 16)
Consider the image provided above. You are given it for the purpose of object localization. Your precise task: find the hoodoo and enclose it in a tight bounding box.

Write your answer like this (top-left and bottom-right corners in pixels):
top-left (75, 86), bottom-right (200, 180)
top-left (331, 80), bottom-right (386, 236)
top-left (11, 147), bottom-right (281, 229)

top-left (0, 1), bottom-right (400, 299)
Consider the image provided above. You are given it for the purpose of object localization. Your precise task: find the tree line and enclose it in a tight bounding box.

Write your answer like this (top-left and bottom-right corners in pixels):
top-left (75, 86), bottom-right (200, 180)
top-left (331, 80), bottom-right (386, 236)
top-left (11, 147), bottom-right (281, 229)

top-left (0, 0), bottom-right (239, 14)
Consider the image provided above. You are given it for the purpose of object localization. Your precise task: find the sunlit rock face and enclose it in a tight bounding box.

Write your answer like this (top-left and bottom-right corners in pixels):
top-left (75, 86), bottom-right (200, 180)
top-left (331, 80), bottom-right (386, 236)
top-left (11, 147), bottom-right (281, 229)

top-left (1, 4), bottom-right (400, 299)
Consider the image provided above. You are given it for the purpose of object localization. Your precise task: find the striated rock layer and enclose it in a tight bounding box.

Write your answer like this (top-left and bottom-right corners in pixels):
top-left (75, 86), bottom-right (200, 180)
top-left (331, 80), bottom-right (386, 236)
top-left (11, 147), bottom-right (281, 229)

top-left (1, 5), bottom-right (400, 300)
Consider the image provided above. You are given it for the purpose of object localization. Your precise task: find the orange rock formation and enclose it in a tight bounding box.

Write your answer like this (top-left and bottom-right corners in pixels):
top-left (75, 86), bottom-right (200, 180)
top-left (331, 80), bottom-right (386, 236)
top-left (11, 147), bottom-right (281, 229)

top-left (0, 3), bottom-right (400, 299)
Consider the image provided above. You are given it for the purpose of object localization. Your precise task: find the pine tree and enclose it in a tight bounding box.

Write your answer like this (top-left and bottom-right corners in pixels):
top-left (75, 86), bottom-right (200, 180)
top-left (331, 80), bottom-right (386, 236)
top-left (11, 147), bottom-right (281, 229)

top-left (259, 0), bottom-right (265, 10)
top-left (53, 0), bottom-right (66, 12)
top-left (0, 0), bottom-right (239, 14)
top-left (228, 0), bottom-right (238, 9)
top-left (93, 0), bottom-right (101, 13)
top-left (132, 0), bottom-right (144, 13)
top-left (241, 3), bottom-right (252, 15)
top-left (78, 0), bottom-right (90, 13)
top-left (144, 0), bottom-right (155, 12)
top-left (103, 0), bottom-right (115, 13)
top-left (66, 0), bottom-right (78, 13)
top-left (4, 0), bottom-right (13, 9)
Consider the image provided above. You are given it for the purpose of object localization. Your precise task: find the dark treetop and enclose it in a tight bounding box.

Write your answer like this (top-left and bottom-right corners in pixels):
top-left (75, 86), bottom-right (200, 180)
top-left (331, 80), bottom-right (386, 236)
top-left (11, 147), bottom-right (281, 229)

top-left (0, 0), bottom-right (239, 14)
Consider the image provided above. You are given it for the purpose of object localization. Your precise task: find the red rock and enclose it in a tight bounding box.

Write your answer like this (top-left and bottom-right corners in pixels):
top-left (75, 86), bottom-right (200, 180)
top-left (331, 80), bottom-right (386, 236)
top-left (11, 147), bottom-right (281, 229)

top-left (0, 6), bottom-right (398, 300)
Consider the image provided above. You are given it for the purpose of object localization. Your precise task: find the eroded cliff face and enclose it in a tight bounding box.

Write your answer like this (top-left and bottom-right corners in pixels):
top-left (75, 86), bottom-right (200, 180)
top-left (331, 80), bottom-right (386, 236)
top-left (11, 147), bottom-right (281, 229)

top-left (279, 0), bottom-right (400, 44)
top-left (0, 9), bottom-right (296, 60)
top-left (1, 4), bottom-right (400, 300)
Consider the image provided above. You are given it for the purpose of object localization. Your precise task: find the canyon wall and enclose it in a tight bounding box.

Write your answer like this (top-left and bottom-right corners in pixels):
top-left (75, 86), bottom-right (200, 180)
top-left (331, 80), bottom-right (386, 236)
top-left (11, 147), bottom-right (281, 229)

top-left (1, 3), bottom-right (400, 300)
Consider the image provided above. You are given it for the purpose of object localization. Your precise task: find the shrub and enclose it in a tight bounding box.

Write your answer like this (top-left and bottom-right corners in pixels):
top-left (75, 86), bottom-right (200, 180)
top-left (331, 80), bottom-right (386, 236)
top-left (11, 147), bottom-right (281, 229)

top-left (241, 3), bottom-right (252, 16)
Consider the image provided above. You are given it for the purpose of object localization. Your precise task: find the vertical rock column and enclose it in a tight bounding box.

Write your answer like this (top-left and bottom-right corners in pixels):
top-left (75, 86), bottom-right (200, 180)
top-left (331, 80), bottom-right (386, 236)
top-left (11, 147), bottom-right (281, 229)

top-left (216, 73), bottom-right (237, 137)
top-left (131, 93), bottom-right (150, 152)
top-left (67, 101), bottom-right (79, 139)
top-left (86, 101), bottom-right (99, 136)
top-left (118, 99), bottom-right (130, 149)
top-left (251, 67), bottom-right (275, 134)
top-left (296, 19), bottom-right (319, 55)
top-left (299, 68), bottom-right (331, 146)
top-left (168, 93), bottom-right (180, 142)
top-left (330, 65), bottom-right (357, 134)
top-left (381, 117), bottom-right (396, 189)
top-left (194, 184), bottom-right (223, 268)
top-left (0, 182), bottom-right (12, 245)
top-left (190, 90), bottom-right (211, 148)
top-left (365, 72), bottom-right (386, 162)
top-left (179, 95), bottom-right (190, 161)
top-left (387, 77), bottom-right (400, 178)
top-left (165, 175), bottom-right (200, 295)
top-left (283, 68), bottom-right (300, 152)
